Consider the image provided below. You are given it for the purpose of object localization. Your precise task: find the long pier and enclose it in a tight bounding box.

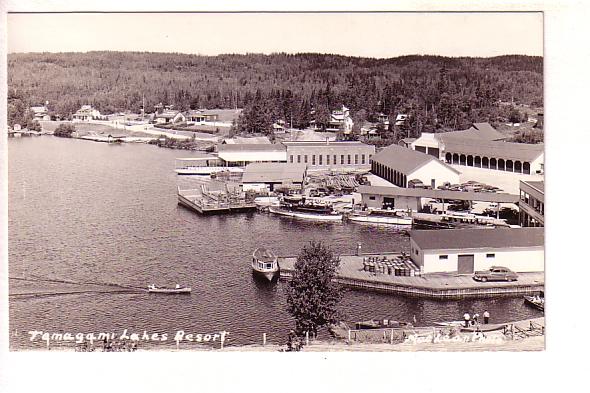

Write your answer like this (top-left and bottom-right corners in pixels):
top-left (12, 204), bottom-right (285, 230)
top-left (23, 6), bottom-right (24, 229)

top-left (278, 253), bottom-right (544, 299)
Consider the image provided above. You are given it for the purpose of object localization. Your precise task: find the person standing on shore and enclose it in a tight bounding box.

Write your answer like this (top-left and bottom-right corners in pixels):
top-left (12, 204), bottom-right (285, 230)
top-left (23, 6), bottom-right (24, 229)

top-left (483, 310), bottom-right (490, 324)
top-left (463, 312), bottom-right (471, 328)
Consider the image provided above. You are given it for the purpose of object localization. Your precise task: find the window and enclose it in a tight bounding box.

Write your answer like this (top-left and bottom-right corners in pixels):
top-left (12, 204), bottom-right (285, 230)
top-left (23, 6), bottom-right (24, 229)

top-left (361, 154), bottom-right (366, 164)
top-left (355, 154), bottom-right (359, 164)
top-left (486, 253), bottom-right (495, 258)
top-left (415, 249), bottom-right (419, 255)
top-left (290, 155), bottom-right (294, 163)
top-left (319, 155), bottom-right (323, 165)
top-left (334, 155), bottom-right (337, 165)
top-left (312, 155), bottom-right (316, 165)
top-left (327, 155), bottom-right (330, 165)
top-left (439, 255), bottom-right (448, 260)
top-left (304, 155), bottom-right (308, 164)
top-left (347, 155), bottom-right (351, 164)
top-left (369, 196), bottom-right (376, 200)
top-left (340, 155), bottom-right (345, 165)
top-left (297, 155), bottom-right (301, 163)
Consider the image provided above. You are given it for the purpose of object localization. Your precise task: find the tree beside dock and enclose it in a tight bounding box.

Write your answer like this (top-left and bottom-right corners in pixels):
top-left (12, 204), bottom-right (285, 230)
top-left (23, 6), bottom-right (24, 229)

top-left (286, 241), bottom-right (342, 339)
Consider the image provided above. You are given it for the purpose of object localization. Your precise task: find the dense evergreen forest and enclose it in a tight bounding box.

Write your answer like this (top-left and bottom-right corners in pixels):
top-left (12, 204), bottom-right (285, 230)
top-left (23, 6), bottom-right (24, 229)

top-left (8, 51), bottom-right (542, 137)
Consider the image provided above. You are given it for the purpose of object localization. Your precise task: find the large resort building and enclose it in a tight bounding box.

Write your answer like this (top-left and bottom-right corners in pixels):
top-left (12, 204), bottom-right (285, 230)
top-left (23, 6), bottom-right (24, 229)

top-left (519, 180), bottom-right (544, 227)
top-left (283, 141), bottom-right (375, 172)
top-left (370, 144), bottom-right (460, 188)
top-left (410, 122), bottom-right (544, 175)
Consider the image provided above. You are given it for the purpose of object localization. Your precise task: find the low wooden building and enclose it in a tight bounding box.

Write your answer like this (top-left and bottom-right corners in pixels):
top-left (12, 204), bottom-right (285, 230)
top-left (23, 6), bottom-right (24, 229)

top-left (242, 163), bottom-right (307, 192)
top-left (409, 227), bottom-right (544, 274)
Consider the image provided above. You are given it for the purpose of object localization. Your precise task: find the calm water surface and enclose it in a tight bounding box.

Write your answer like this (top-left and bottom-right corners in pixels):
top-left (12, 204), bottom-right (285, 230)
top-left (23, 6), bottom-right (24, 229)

top-left (8, 137), bottom-right (543, 350)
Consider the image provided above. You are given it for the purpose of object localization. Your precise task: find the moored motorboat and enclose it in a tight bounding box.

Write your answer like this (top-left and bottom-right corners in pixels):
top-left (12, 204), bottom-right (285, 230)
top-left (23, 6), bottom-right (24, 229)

top-left (269, 196), bottom-right (343, 221)
top-left (524, 295), bottom-right (545, 311)
top-left (147, 284), bottom-right (192, 294)
top-left (348, 209), bottom-right (412, 225)
top-left (252, 247), bottom-right (279, 281)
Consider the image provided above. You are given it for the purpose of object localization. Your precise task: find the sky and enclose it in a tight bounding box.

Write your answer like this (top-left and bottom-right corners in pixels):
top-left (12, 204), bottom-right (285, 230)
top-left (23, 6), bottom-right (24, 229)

top-left (7, 12), bottom-right (543, 58)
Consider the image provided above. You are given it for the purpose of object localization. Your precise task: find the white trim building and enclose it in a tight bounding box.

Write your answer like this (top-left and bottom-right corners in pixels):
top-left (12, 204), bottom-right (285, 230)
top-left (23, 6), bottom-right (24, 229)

top-left (409, 227), bottom-right (544, 274)
top-left (371, 144), bottom-right (461, 188)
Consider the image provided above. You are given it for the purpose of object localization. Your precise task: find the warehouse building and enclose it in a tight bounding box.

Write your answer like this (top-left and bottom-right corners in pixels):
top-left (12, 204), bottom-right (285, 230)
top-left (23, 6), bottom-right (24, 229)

top-left (409, 227), bottom-right (544, 274)
top-left (283, 140), bottom-right (375, 172)
top-left (216, 144), bottom-right (287, 166)
top-left (242, 163), bottom-right (307, 192)
top-left (519, 180), bottom-right (544, 227)
top-left (371, 144), bottom-right (460, 188)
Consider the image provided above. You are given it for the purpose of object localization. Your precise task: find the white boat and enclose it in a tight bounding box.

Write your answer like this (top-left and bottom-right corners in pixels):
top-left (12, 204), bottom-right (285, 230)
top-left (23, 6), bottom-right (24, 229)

top-left (252, 248), bottom-right (280, 281)
top-left (147, 284), bottom-right (192, 294)
top-left (174, 157), bottom-right (243, 175)
top-left (254, 196), bottom-right (280, 207)
top-left (269, 206), bottom-right (343, 221)
top-left (348, 209), bottom-right (412, 225)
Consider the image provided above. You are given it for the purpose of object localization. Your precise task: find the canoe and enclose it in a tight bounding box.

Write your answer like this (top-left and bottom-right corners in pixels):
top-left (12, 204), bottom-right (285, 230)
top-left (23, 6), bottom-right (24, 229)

top-left (147, 285), bottom-right (191, 294)
top-left (460, 323), bottom-right (506, 332)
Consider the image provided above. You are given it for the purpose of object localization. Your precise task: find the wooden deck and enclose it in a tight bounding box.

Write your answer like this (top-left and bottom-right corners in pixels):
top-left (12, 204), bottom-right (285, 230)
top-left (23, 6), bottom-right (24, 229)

top-left (178, 188), bottom-right (257, 214)
top-left (278, 253), bottom-right (544, 299)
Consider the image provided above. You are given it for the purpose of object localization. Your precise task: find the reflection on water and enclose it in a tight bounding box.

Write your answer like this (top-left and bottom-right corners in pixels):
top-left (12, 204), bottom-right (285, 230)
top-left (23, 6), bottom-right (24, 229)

top-left (8, 138), bottom-right (543, 350)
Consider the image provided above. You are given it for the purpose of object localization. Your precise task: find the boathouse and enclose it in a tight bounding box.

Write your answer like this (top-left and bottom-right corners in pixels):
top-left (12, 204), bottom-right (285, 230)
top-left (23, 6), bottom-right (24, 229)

top-left (519, 180), bottom-right (544, 227)
top-left (409, 227), bottom-right (544, 274)
top-left (283, 140), bottom-right (375, 172)
top-left (242, 163), bottom-right (307, 192)
top-left (371, 144), bottom-right (460, 188)
top-left (410, 123), bottom-right (544, 174)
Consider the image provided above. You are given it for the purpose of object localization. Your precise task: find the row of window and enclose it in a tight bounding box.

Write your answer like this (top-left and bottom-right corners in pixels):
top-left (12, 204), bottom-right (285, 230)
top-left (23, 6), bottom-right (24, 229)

top-left (289, 153), bottom-right (368, 166)
top-left (438, 254), bottom-right (495, 260)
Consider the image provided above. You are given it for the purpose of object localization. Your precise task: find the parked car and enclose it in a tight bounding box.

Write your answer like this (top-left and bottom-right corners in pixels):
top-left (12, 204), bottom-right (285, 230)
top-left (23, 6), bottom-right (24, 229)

top-left (473, 266), bottom-right (518, 282)
top-left (408, 179), bottom-right (425, 188)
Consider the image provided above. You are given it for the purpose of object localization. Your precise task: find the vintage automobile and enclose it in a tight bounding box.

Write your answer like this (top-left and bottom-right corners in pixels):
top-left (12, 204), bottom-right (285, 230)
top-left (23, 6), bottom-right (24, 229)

top-left (473, 266), bottom-right (518, 282)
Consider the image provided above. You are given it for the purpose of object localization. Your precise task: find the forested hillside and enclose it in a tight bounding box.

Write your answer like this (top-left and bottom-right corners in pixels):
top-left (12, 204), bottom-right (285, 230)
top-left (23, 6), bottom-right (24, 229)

top-left (8, 51), bottom-right (542, 136)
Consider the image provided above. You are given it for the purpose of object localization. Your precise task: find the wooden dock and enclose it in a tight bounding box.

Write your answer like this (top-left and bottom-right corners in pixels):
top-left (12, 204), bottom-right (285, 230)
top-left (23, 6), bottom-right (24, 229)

top-left (278, 253), bottom-right (544, 299)
top-left (178, 187), bottom-right (257, 214)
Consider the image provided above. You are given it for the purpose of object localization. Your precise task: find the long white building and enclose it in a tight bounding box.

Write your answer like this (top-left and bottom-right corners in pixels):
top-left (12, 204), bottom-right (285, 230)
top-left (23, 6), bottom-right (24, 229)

top-left (409, 227), bottom-right (544, 274)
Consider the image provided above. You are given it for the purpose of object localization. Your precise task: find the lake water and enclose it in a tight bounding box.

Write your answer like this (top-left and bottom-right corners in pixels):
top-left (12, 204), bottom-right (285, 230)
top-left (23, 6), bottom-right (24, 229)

top-left (7, 137), bottom-right (543, 350)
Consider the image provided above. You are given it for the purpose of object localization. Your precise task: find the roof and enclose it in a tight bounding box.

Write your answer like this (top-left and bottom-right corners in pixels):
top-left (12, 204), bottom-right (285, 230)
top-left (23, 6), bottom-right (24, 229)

top-left (438, 138), bottom-right (544, 162)
top-left (253, 247), bottom-right (277, 263)
top-left (410, 227), bottom-right (544, 251)
top-left (223, 136), bottom-right (271, 145)
top-left (218, 144), bottom-right (285, 153)
top-left (218, 144), bottom-right (287, 162)
top-left (372, 144), bottom-right (460, 175)
top-left (521, 180), bottom-right (544, 194)
top-left (155, 110), bottom-right (183, 119)
top-left (358, 185), bottom-right (520, 203)
top-left (242, 163), bottom-right (307, 183)
top-left (434, 122), bottom-right (507, 142)
top-left (282, 141), bottom-right (370, 147)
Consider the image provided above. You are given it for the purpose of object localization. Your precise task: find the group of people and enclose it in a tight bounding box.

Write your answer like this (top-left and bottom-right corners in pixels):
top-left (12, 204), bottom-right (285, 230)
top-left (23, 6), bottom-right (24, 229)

top-left (285, 330), bottom-right (302, 352)
top-left (463, 310), bottom-right (491, 328)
